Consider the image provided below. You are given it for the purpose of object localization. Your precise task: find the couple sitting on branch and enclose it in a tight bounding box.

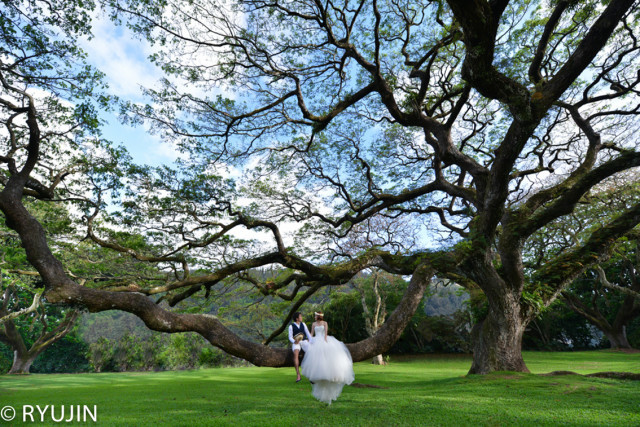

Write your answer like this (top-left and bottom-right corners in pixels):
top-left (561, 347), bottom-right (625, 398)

top-left (288, 311), bottom-right (354, 404)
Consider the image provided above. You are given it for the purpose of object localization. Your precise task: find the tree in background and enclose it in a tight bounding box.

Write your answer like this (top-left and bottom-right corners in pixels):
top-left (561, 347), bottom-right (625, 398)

top-left (562, 240), bottom-right (640, 349)
top-left (84, 330), bottom-right (242, 373)
top-left (1, 0), bottom-right (640, 376)
top-left (0, 199), bottom-right (82, 374)
top-left (0, 190), bottom-right (165, 374)
top-left (522, 299), bottom-right (602, 351)
top-left (526, 176), bottom-right (640, 349)
top-left (354, 270), bottom-right (404, 364)
top-left (340, 215), bottom-right (418, 364)
top-left (0, 275), bottom-right (78, 374)
top-left (420, 281), bottom-right (472, 353)
top-left (324, 279), bottom-right (472, 355)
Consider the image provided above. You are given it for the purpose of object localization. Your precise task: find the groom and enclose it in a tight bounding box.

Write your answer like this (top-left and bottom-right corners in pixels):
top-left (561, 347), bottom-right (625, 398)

top-left (288, 312), bottom-right (312, 382)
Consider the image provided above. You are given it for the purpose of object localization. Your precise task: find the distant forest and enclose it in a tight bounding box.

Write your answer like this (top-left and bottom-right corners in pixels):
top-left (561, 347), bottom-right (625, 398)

top-left (3, 277), bottom-right (634, 374)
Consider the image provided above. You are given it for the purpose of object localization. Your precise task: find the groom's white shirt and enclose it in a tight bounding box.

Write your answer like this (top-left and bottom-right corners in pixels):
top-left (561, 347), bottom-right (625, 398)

top-left (289, 321), bottom-right (312, 351)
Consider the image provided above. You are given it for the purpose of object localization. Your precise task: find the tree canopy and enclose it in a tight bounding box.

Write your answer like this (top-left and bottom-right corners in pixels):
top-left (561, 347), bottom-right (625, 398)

top-left (525, 175), bottom-right (640, 348)
top-left (1, 0), bottom-right (639, 374)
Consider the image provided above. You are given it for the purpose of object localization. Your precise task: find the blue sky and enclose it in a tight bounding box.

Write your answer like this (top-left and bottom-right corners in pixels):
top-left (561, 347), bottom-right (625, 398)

top-left (72, 9), bottom-right (448, 252)
top-left (81, 15), bottom-right (179, 166)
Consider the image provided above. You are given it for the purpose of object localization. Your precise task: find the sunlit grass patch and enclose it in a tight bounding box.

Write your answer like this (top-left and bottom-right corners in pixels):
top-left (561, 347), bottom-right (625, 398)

top-left (0, 350), bottom-right (638, 426)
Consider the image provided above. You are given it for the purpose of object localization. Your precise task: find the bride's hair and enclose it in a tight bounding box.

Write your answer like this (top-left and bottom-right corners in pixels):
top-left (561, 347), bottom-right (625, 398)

top-left (314, 312), bottom-right (324, 320)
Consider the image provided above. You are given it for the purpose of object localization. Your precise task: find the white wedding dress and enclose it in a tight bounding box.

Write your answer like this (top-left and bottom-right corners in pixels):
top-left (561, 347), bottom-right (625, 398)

top-left (300, 325), bottom-right (354, 404)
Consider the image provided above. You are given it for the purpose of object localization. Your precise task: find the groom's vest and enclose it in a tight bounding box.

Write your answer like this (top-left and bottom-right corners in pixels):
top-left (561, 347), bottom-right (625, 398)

top-left (291, 322), bottom-right (309, 341)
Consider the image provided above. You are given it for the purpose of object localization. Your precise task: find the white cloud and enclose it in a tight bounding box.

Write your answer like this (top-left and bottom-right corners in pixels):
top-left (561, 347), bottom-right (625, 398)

top-left (80, 14), bottom-right (162, 99)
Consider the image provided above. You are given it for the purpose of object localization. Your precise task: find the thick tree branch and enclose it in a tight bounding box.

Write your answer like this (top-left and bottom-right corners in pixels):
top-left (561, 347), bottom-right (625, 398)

top-left (528, 0), bottom-right (570, 84)
top-left (533, 201), bottom-right (640, 307)
top-left (0, 291), bottom-right (42, 324)
top-left (516, 150), bottom-right (640, 238)
top-left (595, 265), bottom-right (640, 299)
top-left (542, 0), bottom-right (636, 104)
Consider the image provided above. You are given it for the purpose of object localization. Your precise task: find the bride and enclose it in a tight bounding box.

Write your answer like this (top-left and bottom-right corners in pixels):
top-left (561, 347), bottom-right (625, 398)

top-left (300, 312), bottom-right (355, 404)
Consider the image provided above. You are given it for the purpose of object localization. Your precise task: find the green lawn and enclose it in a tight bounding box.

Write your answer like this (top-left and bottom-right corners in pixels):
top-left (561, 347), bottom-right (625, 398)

top-left (0, 351), bottom-right (638, 426)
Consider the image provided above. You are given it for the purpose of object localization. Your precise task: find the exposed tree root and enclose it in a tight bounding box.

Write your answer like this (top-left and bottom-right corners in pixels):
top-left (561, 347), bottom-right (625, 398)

top-left (541, 371), bottom-right (640, 380)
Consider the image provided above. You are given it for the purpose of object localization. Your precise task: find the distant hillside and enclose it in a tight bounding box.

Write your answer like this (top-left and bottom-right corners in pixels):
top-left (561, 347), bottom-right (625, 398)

top-left (78, 311), bottom-right (156, 343)
top-left (423, 283), bottom-right (469, 316)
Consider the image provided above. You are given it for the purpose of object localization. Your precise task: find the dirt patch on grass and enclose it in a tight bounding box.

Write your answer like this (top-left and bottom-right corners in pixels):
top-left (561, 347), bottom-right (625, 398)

top-left (609, 348), bottom-right (640, 354)
top-left (586, 372), bottom-right (640, 380)
top-left (350, 382), bottom-right (389, 389)
top-left (540, 371), bottom-right (581, 377)
top-left (540, 371), bottom-right (640, 380)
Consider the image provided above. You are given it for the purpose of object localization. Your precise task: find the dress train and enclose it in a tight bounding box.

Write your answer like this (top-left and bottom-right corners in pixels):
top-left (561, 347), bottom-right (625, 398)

top-left (300, 325), bottom-right (354, 403)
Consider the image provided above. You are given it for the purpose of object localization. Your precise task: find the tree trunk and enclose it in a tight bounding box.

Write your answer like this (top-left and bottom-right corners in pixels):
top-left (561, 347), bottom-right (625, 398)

top-left (371, 354), bottom-right (385, 365)
top-left (468, 292), bottom-right (529, 374)
top-left (8, 350), bottom-right (36, 374)
top-left (562, 290), bottom-right (638, 350)
top-left (1, 318), bottom-right (32, 374)
top-left (346, 263), bottom-right (432, 362)
top-left (604, 326), bottom-right (631, 349)
top-left (1, 308), bottom-right (78, 375)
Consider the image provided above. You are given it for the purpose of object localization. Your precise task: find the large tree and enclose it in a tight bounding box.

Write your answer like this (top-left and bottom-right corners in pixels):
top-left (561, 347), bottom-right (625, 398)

top-left (526, 176), bottom-right (640, 349)
top-left (0, 196), bottom-right (164, 374)
top-left (1, 0), bottom-right (640, 375)
top-left (0, 277), bottom-right (79, 374)
top-left (563, 247), bottom-right (640, 349)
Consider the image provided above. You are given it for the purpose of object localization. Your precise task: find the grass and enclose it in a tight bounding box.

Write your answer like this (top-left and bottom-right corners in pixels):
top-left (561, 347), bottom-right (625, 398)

top-left (0, 350), bottom-right (638, 426)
